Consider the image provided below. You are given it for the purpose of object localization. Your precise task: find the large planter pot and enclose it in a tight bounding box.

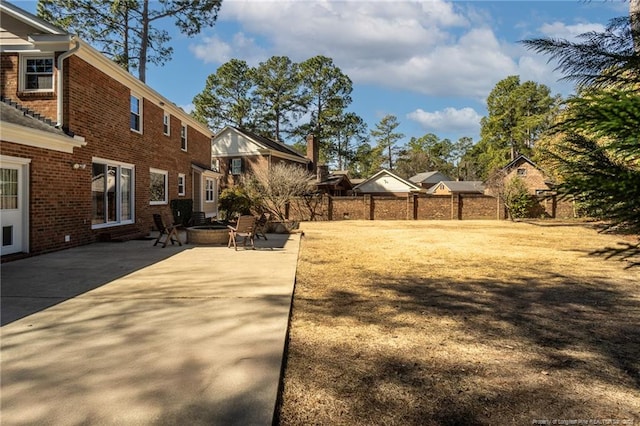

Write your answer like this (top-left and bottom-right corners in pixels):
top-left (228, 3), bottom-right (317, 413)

top-left (186, 225), bottom-right (229, 245)
top-left (268, 220), bottom-right (300, 234)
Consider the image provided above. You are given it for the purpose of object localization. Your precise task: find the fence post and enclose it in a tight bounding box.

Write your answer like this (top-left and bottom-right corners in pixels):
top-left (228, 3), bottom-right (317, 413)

top-left (407, 193), bottom-right (417, 220)
top-left (364, 194), bottom-right (373, 220)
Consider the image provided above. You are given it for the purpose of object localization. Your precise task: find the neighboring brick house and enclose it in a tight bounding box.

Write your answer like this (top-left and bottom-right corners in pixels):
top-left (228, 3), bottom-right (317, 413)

top-left (211, 126), bottom-right (312, 189)
top-left (498, 154), bottom-right (575, 218)
top-left (0, 1), bottom-right (219, 258)
top-left (502, 155), bottom-right (553, 196)
top-left (353, 169), bottom-right (422, 196)
top-left (315, 168), bottom-right (353, 196)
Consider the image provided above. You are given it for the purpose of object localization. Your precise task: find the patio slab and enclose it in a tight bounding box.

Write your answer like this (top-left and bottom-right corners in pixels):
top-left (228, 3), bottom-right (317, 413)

top-left (1, 233), bottom-right (300, 425)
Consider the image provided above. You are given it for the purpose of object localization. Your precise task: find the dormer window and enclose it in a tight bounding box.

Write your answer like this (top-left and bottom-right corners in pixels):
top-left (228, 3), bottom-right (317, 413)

top-left (20, 54), bottom-right (54, 92)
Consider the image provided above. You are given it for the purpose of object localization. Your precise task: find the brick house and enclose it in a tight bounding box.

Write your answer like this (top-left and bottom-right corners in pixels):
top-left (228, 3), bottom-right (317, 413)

top-left (211, 126), bottom-right (312, 189)
top-left (499, 154), bottom-right (575, 218)
top-left (0, 1), bottom-right (219, 258)
top-left (501, 155), bottom-right (553, 196)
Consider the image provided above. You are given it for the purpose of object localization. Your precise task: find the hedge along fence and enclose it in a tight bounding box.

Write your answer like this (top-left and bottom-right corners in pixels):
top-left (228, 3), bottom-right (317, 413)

top-left (286, 193), bottom-right (575, 222)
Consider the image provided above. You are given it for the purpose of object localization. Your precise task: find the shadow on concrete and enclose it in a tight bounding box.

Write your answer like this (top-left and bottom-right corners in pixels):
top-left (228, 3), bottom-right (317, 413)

top-left (1, 240), bottom-right (190, 326)
top-left (1, 232), bottom-right (299, 425)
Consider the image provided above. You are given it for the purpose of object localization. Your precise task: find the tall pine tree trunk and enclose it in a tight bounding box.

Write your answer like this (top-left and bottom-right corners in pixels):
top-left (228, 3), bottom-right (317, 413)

top-left (138, 0), bottom-right (149, 82)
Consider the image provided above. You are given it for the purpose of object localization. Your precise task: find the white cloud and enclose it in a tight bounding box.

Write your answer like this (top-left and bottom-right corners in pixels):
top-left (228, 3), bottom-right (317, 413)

top-left (190, 33), bottom-right (265, 64)
top-left (190, 36), bottom-right (233, 64)
top-left (407, 107), bottom-right (482, 133)
top-left (539, 21), bottom-right (606, 41)
top-left (189, 1), bottom-right (610, 101)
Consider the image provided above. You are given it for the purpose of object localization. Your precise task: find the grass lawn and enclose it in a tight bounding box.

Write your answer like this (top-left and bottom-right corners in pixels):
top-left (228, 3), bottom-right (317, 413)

top-left (277, 220), bottom-right (640, 426)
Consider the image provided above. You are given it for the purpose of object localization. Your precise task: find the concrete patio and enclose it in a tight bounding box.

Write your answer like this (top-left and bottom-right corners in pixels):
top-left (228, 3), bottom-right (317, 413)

top-left (1, 232), bottom-right (300, 425)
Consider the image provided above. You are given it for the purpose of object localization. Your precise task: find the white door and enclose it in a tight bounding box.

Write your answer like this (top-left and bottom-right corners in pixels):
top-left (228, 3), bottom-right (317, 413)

top-left (0, 157), bottom-right (29, 256)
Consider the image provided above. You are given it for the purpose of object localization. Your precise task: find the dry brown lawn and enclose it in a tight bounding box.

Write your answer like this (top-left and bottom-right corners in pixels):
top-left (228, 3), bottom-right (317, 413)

top-left (277, 220), bottom-right (640, 426)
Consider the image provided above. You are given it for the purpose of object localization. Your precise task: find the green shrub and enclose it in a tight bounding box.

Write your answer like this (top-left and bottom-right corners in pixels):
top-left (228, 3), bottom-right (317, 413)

top-left (503, 177), bottom-right (535, 219)
top-left (219, 187), bottom-right (252, 220)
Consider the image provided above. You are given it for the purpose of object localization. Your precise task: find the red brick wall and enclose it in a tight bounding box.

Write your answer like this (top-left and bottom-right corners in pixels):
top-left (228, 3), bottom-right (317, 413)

top-left (555, 198), bottom-right (576, 219)
top-left (331, 196), bottom-right (368, 220)
top-left (372, 197), bottom-right (408, 220)
top-left (1, 54), bottom-right (212, 256)
top-left (64, 56), bottom-right (211, 236)
top-left (417, 196), bottom-right (452, 220)
top-left (1, 53), bottom-right (59, 121)
top-left (1, 142), bottom-right (94, 254)
top-left (284, 193), bottom-right (573, 223)
top-left (460, 195), bottom-right (503, 220)
top-left (216, 155), bottom-right (268, 189)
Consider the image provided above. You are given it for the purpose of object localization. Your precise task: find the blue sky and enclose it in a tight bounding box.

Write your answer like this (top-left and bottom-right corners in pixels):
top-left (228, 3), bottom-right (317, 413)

top-left (17, 0), bottom-right (629, 147)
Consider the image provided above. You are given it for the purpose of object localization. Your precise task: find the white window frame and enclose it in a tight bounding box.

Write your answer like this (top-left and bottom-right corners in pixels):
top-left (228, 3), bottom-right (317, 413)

top-left (91, 158), bottom-right (135, 229)
top-left (517, 168), bottom-right (527, 177)
top-left (20, 53), bottom-right (55, 92)
top-left (205, 178), bottom-right (216, 203)
top-left (149, 168), bottom-right (168, 205)
top-left (177, 173), bottom-right (185, 196)
top-left (130, 93), bottom-right (143, 133)
top-left (163, 112), bottom-right (170, 136)
top-left (180, 123), bottom-right (188, 151)
top-left (231, 158), bottom-right (242, 175)
top-left (212, 158), bottom-right (220, 173)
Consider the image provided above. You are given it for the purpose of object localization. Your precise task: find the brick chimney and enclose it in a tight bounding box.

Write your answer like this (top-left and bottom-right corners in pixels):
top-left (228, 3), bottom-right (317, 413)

top-left (317, 165), bottom-right (329, 183)
top-left (306, 134), bottom-right (318, 172)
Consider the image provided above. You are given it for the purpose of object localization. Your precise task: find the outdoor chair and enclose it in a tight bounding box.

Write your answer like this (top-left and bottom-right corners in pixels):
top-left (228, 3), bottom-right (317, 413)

top-left (227, 215), bottom-right (256, 250)
top-left (254, 212), bottom-right (269, 240)
top-left (153, 214), bottom-right (182, 248)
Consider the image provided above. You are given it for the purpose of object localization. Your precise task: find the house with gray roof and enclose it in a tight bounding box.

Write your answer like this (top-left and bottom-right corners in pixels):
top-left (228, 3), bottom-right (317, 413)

top-left (409, 171), bottom-right (451, 189)
top-left (427, 180), bottom-right (485, 195)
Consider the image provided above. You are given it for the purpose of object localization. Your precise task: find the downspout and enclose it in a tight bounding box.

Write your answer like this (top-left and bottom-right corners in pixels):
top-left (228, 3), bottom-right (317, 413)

top-left (56, 37), bottom-right (80, 128)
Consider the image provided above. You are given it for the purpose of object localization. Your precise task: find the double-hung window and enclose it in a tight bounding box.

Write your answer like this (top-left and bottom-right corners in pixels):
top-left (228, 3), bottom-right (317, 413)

top-left (180, 123), bottom-right (187, 151)
top-left (177, 173), bottom-right (185, 196)
top-left (163, 112), bottom-right (170, 136)
top-left (150, 168), bottom-right (168, 205)
top-left (231, 158), bottom-right (242, 175)
top-left (205, 178), bottom-right (216, 202)
top-left (130, 94), bottom-right (142, 132)
top-left (91, 159), bottom-right (135, 228)
top-left (21, 54), bottom-right (54, 92)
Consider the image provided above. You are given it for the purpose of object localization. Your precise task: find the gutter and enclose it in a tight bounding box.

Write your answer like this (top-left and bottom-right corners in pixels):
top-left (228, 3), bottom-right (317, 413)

top-left (56, 37), bottom-right (80, 128)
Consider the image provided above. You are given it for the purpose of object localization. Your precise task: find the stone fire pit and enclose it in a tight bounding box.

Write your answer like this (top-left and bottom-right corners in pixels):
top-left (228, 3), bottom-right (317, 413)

top-left (186, 225), bottom-right (229, 245)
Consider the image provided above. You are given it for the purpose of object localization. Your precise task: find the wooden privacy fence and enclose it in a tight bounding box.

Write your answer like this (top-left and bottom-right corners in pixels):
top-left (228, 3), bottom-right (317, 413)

top-left (285, 193), bottom-right (575, 222)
